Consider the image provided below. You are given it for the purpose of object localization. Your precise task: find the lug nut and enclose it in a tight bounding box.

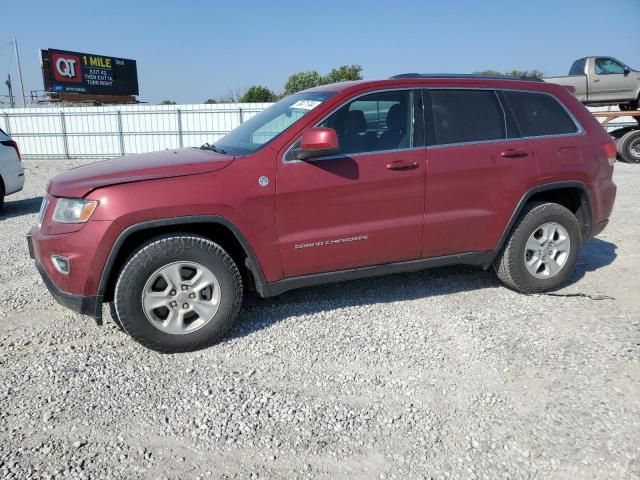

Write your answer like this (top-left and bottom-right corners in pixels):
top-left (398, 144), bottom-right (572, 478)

top-left (189, 293), bottom-right (196, 299)
top-left (182, 285), bottom-right (188, 291)
top-left (171, 301), bottom-right (177, 307)
top-left (182, 303), bottom-right (189, 309)
top-left (170, 290), bottom-right (176, 296)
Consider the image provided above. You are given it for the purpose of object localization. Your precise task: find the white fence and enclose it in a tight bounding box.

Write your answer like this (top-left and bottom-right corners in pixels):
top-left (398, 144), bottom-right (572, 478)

top-left (0, 103), bottom-right (273, 159)
top-left (0, 103), bottom-right (635, 159)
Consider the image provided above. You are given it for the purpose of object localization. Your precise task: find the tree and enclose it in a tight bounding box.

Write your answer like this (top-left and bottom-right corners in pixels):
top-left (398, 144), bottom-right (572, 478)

top-left (474, 69), bottom-right (544, 80)
top-left (284, 71), bottom-right (324, 95)
top-left (283, 65), bottom-right (364, 95)
top-left (323, 65), bottom-right (363, 84)
top-left (240, 85), bottom-right (276, 103)
top-left (160, 99), bottom-right (177, 105)
top-left (204, 98), bottom-right (218, 104)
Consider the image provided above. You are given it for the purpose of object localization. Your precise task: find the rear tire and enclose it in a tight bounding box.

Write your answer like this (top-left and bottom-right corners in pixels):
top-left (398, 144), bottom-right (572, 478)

top-left (617, 130), bottom-right (640, 163)
top-left (0, 181), bottom-right (5, 210)
top-left (493, 202), bottom-right (580, 293)
top-left (114, 234), bottom-right (243, 353)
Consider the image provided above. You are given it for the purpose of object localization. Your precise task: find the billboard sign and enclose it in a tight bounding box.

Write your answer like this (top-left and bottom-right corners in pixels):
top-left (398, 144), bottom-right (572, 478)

top-left (41, 48), bottom-right (139, 96)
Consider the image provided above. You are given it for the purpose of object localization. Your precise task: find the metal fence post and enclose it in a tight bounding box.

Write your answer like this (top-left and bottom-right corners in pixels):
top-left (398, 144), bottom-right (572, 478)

top-left (177, 109), bottom-right (183, 148)
top-left (3, 113), bottom-right (10, 135)
top-left (116, 110), bottom-right (125, 156)
top-left (238, 107), bottom-right (244, 125)
top-left (59, 111), bottom-right (70, 159)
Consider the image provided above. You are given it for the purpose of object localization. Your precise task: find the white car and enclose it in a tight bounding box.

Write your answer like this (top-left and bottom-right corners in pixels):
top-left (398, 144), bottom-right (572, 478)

top-left (0, 128), bottom-right (25, 209)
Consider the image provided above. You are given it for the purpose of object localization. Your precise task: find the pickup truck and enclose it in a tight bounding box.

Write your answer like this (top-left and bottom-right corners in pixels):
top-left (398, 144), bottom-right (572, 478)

top-left (545, 57), bottom-right (640, 111)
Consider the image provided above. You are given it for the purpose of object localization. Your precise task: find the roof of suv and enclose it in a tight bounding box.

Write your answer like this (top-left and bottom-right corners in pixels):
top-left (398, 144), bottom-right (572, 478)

top-left (308, 75), bottom-right (554, 95)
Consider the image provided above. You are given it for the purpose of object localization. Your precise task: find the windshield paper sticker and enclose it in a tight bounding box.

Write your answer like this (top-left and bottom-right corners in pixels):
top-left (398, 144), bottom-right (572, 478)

top-left (290, 100), bottom-right (322, 111)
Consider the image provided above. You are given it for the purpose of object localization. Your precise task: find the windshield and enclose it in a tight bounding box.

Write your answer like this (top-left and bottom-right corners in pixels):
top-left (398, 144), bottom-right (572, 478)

top-left (213, 91), bottom-right (335, 155)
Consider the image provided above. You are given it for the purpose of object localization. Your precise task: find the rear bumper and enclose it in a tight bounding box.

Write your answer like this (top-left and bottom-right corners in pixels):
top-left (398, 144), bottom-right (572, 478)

top-left (28, 234), bottom-right (103, 322)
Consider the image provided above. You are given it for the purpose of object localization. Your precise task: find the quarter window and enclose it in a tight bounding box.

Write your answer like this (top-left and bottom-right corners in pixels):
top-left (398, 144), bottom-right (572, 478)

top-left (429, 90), bottom-right (506, 145)
top-left (503, 91), bottom-right (578, 137)
top-left (319, 90), bottom-right (413, 155)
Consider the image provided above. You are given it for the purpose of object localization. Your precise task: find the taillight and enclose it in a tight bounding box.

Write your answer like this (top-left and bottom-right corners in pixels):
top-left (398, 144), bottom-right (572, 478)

top-left (1, 139), bottom-right (21, 162)
top-left (603, 140), bottom-right (617, 166)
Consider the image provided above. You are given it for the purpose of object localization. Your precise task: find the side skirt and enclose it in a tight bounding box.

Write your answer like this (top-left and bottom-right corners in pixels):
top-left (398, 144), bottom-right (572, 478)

top-left (257, 251), bottom-right (497, 298)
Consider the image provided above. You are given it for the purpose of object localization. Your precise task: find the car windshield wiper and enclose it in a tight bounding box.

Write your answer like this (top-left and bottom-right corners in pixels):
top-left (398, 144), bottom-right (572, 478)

top-left (200, 143), bottom-right (227, 154)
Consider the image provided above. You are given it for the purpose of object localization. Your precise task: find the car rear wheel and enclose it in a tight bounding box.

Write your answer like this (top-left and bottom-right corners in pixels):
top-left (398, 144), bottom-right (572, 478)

top-left (617, 130), bottom-right (640, 163)
top-left (0, 181), bottom-right (5, 210)
top-left (493, 202), bottom-right (580, 293)
top-left (114, 234), bottom-right (243, 353)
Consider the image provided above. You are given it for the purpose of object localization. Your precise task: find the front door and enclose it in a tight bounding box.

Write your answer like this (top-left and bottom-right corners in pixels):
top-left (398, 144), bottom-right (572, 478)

top-left (590, 57), bottom-right (637, 104)
top-left (275, 89), bottom-right (427, 278)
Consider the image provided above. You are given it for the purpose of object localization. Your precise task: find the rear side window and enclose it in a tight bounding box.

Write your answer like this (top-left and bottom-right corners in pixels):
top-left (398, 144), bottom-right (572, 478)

top-left (503, 91), bottom-right (578, 137)
top-left (569, 59), bottom-right (586, 76)
top-left (428, 90), bottom-right (505, 145)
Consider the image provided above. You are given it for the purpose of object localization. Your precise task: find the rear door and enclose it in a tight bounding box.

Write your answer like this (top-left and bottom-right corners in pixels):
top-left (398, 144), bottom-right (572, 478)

top-left (501, 90), bottom-right (583, 182)
top-left (275, 89), bottom-right (427, 278)
top-left (422, 88), bottom-right (539, 257)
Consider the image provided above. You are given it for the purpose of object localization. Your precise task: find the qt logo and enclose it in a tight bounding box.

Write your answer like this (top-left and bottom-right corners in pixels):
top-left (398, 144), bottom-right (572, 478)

top-left (52, 53), bottom-right (83, 83)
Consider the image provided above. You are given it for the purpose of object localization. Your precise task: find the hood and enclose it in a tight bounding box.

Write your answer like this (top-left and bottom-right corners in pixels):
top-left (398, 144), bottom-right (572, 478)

top-left (48, 148), bottom-right (233, 198)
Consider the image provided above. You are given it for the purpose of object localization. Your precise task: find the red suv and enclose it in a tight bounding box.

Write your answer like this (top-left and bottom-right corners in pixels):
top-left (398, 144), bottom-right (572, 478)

top-left (28, 75), bottom-right (617, 352)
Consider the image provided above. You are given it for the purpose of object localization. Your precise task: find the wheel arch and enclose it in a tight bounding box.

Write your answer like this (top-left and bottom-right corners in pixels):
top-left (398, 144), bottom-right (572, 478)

top-left (98, 216), bottom-right (267, 303)
top-left (496, 181), bottom-right (593, 250)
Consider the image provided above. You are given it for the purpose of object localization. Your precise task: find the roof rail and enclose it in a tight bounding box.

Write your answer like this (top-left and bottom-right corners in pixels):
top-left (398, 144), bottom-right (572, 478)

top-left (389, 73), bottom-right (544, 82)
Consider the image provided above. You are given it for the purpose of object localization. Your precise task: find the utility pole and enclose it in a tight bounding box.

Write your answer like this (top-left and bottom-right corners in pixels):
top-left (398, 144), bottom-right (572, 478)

top-left (13, 38), bottom-right (27, 107)
top-left (5, 74), bottom-right (15, 108)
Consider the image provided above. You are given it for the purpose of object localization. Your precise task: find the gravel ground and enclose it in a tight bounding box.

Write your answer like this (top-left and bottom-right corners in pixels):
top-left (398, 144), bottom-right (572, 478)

top-left (1, 159), bottom-right (639, 480)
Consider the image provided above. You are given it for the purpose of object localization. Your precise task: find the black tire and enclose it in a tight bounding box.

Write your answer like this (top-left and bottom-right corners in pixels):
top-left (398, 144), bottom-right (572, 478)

top-left (114, 234), bottom-right (243, 353)
top-left (619, 101), bottom-right (639, 112)
top-left (0, 180), bottom-right (5, 210)
top-left (493, 202), bottom-right (580, 293)
top-left (617, 130), bottom-right (640, 164)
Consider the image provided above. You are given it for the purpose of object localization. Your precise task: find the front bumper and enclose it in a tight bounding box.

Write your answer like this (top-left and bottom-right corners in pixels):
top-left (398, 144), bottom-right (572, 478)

top-left (28, 233), bottom-right (103, 323)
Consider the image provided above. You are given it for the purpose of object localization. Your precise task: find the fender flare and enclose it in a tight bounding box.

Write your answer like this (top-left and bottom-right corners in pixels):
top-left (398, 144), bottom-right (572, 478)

top-left (96, 215), bottom-right (268, 298)
top-left (495, 181), bottom-right (594, 250)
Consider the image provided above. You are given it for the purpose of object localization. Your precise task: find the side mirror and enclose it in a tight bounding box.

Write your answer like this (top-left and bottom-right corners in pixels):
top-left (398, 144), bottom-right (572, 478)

top-left (624, 66), bottom-right (631, 76)
top-left (295, 127), bottom-right (340, 160)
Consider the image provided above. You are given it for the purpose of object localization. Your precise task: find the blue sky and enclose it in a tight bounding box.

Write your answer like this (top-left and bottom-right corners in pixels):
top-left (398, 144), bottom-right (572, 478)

top-left (2, 0), bottom-right (639, 104)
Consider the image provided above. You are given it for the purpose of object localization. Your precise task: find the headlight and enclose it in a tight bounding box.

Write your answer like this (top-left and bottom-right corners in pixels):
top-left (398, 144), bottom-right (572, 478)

top-left (52, 198), bottom-right (98, 223)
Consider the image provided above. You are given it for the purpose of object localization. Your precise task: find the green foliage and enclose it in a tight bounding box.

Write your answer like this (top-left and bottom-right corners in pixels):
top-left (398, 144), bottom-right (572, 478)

top-left (160, 99), bottom-right (177, 105)
top-left (240, 85), bottom-right (277, 103)
top-left (284, 71), bottom-right (324, 95)
top-left (474, 69), bottom-right (544, 80)
top-left (323, 65), bottom-right (363, 84)
top-left (204, 98), bottom-right (218, 104)
top-left (284, 65), bottom-right (364, 95)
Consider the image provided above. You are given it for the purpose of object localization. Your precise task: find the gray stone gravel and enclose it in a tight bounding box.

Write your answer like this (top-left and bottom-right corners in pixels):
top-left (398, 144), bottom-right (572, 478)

top-left (0, 159), bottom-right (639, 479)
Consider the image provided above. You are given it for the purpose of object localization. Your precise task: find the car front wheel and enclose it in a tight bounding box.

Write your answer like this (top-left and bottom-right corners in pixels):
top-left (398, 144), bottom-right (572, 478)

top-left (114, 235), bottom-right (243, 353)
top-left (493, 202), bottom-right (580, 293)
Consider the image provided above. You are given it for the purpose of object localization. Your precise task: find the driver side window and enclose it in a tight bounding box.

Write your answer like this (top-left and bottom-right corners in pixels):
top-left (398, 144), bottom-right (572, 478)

top-left (319, 90), bottom-right (413, 155)
top-left (595, 58), bottom-right (625, 75)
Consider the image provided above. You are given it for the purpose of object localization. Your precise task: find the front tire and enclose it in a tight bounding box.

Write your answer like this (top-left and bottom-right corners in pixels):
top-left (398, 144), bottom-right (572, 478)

top-left (619, 101), bottom-right (639, 112)
top-left (114, 235), bottom-right (243, 353)
top-left (493, 202), bottom-right (580, 293)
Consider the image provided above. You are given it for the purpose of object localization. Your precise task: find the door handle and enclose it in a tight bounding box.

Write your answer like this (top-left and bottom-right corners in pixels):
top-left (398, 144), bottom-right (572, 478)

top-left (500, 149), bottom-right (529, 159)
top-left (386, 160), bottom-right (419, 171)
